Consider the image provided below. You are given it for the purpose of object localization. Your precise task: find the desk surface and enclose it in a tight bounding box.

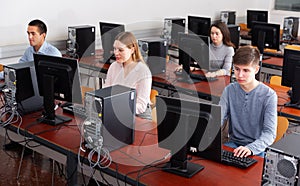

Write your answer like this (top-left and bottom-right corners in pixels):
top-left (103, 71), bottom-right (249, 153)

top-left (7, 109), bottom-right (264, 186)
top-left (262, 56), bottom-right (283, 69)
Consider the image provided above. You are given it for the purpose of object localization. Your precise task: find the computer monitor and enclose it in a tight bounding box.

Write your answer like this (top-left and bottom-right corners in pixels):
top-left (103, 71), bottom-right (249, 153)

top-left (178, 32), bottom-right (210, 84)
top-left (251, 21), bottom-right (281, 54)
top-left (188, 16), bottom-right (211, 36)
top-left (247, 10), bottom-right (268, 30)
top-left (33, 54), bottom-right (82, 125)
top-left (227, 24), bottom-right (240, 50)
top-left (99, 22), bottom-right (125, 63)
top-left (281, 47), bottom-right (300, 109)
top-left (156, 95), bottom-right (222, 178)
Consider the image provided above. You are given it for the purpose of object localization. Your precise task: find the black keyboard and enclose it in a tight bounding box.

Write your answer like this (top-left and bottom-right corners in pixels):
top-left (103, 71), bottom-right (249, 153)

top-left (62, 104), bottom-right (87, 119)
top-left (221, 150), bottom-right (257, 168)
top-left (190, 73), bottom-right (218, 82)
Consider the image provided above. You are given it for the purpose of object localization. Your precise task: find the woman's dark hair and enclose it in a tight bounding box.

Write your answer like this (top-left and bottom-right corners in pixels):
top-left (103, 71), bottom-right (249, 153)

top-left (210, 22), bottom-right (235, 48)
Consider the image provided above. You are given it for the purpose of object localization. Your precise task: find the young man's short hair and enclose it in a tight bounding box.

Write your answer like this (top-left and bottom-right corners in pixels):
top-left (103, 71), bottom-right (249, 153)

top-left (233, 46), bottom-right (260, 66)
top-left (28, 19), bottom-right (47, 35)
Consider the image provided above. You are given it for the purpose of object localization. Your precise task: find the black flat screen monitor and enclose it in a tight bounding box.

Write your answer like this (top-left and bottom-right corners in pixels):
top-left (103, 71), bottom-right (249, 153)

top-left (227, 24), bottom-right (240, 50)
top-left (34, 54), bottom-right (82, 125)
top-left (178, 32), bottom-right (210, 84)
top-left (99, 22), bottom-right (125, 63)
top-left (188, 16), bottom-right (211, 36)
top-left (247, 10), bottom-right (268, 30)
top-left (156, 95), bottom-right (222, 178)
top-left (281, 48), bottom-right (300, 109)
top-left (251, 21), bottom-right (280, 55)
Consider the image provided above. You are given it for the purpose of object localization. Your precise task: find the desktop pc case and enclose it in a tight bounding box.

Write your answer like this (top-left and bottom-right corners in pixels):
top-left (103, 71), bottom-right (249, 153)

top-left (282, 17), bottom-right (299, 41)
top-left (67, 25), bottom-right (95, 58)
top-left (220, 11), bottom-right (236, 25)
top-left (83, 85), bottom-right (136, 152)
top-left (261, 132), bottom-right (300, 186)
top-left (138, 37), bottom-right (167, 75)
top-left (4, 62), bottom-right (43, 115)
top-left (163, 18), bottom-right (186, 45)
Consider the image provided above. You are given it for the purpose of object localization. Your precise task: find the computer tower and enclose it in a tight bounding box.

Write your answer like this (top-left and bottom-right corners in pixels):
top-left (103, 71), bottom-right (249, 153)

top-left (163, 18), bottom-right (186, 45)
top-left (67, 25), bottom-right (95, 58)
top-left (83, 85), bottom-right (136, 152)
top-left (220, 11), bottom-right (236, 25)
top-left (262, 132), bottom-right (300, 186)
top-left (282, 17), bottom-right (299, 41)
top-left (138, 37), bottom-right (167, 75)
top-left (4, 62), bottom-right (43, 115)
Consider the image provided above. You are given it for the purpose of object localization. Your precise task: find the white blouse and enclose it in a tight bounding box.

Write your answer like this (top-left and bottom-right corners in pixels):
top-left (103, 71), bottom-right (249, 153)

top-left (104, 61), bottom-right (152, 114)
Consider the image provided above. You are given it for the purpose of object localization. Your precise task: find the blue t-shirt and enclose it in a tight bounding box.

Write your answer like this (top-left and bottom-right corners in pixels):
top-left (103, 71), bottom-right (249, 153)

top-left (219, 82), bottom-right (277, 155)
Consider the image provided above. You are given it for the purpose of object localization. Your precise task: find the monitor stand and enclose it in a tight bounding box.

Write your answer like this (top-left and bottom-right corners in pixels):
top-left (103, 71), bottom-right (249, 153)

top-left (38, 75), bottom-right (72, 126)
top-left (163, 146), bottom-right (204, 178)
top-left (163, 161), bottom-right (204, 178)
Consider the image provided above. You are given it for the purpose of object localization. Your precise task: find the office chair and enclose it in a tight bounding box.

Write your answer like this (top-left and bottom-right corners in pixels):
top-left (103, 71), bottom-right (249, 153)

top-left (81, 86), bottom-right (94, 100)
top-left (269, 75), bottom-right (282, 86)
top-left (274, 116), bottom-right (289, 144)
top-left (150, 89), bottom-right (159, 109)
top-left (150, 89), bottom-right (159, 122)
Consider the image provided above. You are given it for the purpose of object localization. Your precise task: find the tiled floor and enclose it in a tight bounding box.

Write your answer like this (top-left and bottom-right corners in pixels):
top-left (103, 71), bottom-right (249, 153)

top-left (0, 136), bottom-right (67, 186)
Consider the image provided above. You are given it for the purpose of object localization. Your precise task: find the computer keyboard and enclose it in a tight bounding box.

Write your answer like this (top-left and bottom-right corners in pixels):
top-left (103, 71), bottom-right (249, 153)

top-left (221, 149), bottom-right (257, 168)
top-left (62, 104), bottom-right (87, 119)
top-left (190, 73), bottom-right (218, 82)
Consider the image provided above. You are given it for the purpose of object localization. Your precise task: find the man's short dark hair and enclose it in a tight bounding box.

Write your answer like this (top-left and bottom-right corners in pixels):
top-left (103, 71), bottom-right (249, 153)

top-left (233, 46), bottom-right (260, 66)
top-left (28, 19), bottom-right (47, 35)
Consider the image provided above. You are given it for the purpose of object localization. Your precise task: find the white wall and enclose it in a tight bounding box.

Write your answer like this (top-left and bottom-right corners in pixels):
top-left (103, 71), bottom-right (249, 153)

top-left (1, 0), bottom-right (269, 46)
top-left (1, 0), bottom-right (299, 62)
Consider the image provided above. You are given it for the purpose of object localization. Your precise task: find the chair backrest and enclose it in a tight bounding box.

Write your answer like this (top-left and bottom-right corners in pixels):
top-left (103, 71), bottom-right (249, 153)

top-left (274, 116), bottom-right (289, 143)
top-left (150, 89), bottom-right (159, 109)
top-left (270, 76), bottom-right (282, 86)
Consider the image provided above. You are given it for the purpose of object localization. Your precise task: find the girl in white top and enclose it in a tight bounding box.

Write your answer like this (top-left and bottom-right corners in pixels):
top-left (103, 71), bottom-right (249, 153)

top-left (104, 32), bottom-right (152, 120)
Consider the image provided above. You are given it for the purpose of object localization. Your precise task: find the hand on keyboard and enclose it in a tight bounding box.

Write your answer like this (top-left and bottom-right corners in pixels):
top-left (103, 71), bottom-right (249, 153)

top-left (233, 146), bottom-right (252, 158)
top-left (222, 150), bottom-right (257, 168)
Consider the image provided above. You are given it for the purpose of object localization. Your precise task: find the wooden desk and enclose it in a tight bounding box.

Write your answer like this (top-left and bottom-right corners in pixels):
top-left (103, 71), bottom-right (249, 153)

top-left (262, 56), bottom-right (283, 70)
top-left (152, 62), bottom-right (230, 102)
top-left (2, 109), bottom-right (264, 186)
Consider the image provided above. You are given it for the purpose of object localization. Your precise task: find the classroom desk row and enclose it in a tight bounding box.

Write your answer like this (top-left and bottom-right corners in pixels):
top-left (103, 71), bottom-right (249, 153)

top-left (78, 52), bottom-right (300, 121)
top-left (78, 51), bottom-right (300, 122)
top-left (0, 107), bottom-right (264, 186)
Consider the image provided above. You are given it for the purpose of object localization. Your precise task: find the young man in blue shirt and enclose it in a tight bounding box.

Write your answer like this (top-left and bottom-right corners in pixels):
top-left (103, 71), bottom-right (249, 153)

top-left (220, 46), bottom-right (277, 158)
top-left (0, 19), bottom-right (61, 79)
top-left (19, 19), bottom-right (62, 63)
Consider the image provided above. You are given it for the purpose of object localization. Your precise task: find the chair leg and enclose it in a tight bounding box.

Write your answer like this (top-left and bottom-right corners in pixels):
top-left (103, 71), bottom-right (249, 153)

top-left (52, 159), bottom-right (55, 186)
top-left (16, 145), bottom-right (26, 180)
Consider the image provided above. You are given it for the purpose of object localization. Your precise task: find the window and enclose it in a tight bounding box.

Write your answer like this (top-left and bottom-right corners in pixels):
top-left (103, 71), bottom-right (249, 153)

top-left (275, 0), bottom-right (300, 12)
